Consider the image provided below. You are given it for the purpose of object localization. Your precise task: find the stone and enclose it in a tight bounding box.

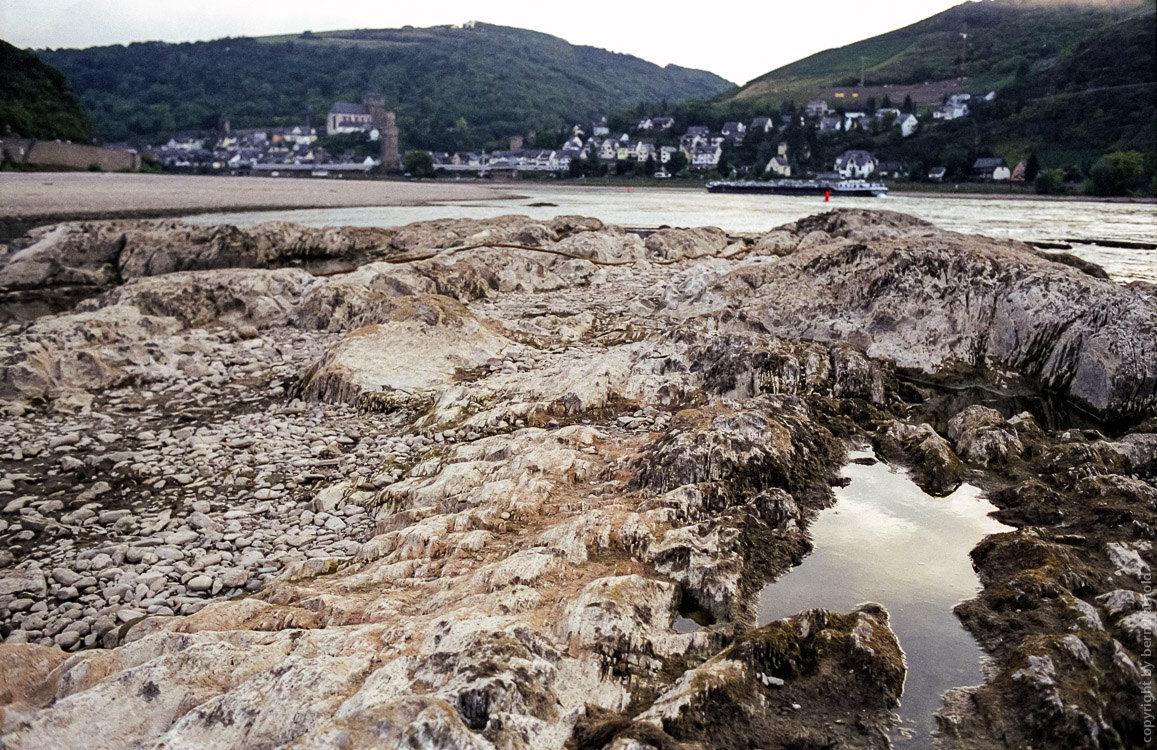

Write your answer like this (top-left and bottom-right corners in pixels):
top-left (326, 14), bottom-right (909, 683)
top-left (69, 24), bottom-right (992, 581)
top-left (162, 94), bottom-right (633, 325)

top-left (947, 405), bottom-right (1025, 466)
top-left (0, 570), bottom-right (47, 598)
top-left (51, 568), bottom-right (81, 587)
top-left (186, 576), bottom-right (213, 592)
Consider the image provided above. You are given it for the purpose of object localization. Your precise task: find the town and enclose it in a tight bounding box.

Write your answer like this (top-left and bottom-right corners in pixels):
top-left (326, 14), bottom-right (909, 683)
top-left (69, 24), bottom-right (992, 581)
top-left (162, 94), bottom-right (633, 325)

top-left (150, 89), bottom-right (1038, 186)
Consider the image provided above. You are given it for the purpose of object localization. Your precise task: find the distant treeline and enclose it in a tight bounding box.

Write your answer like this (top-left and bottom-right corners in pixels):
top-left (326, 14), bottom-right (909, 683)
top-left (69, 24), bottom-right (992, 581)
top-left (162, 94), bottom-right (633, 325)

top-left (34, 24), bottom-right (732, 151)
top-left (0, 40), bottom-right (92, 143)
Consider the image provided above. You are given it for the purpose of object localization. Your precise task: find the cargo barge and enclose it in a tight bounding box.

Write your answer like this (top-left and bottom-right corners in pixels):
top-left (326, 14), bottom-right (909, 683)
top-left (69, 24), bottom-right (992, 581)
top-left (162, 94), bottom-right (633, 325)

top-left (705, 178), bottom-right (888, 197)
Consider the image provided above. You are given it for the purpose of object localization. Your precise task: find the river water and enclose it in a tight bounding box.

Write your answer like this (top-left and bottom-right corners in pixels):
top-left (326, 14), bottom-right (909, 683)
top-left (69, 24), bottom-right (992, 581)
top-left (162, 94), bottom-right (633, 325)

top-left (757, 449), bottom-right (1012, 744)
top-left (185, 184), bottom-right (1157, 284)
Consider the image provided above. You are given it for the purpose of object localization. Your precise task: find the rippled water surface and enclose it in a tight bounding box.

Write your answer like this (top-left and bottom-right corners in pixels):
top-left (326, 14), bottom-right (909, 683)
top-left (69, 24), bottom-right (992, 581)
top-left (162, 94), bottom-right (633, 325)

top-left (757, 449), bottom-right (1012, 744)
top-left (186, 185), bottom-right (1157, 283)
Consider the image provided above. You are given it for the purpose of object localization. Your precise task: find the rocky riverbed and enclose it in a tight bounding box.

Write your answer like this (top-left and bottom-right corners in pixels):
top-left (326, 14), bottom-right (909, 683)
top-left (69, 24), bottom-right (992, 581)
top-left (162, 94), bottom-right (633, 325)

top-left (0, 209), bottom-right (1153, 749)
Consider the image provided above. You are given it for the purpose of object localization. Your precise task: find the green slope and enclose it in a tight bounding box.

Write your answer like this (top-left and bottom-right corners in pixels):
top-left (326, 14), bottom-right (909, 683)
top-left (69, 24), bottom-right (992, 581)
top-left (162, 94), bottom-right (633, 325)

top-left (730, 0), bottom-right (1153, 103)
top-left (700, 0), bottom-right (1154, 183)
top-left (0, 40), bottom-right (92, 142)
top-left (33, 23), bottom-right (734, 149)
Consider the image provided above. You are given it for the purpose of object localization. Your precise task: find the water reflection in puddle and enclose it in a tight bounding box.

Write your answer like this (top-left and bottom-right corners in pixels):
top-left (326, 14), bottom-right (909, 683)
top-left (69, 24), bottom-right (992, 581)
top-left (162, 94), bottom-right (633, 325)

top-left (757, 448), bottom-right (1012, 743)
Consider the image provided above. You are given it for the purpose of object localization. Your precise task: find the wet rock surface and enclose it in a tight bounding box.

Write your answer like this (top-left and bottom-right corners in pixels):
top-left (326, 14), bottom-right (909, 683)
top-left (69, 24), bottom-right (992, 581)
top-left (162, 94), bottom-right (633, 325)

top-left (0, 209), bottom-right (1152, 749)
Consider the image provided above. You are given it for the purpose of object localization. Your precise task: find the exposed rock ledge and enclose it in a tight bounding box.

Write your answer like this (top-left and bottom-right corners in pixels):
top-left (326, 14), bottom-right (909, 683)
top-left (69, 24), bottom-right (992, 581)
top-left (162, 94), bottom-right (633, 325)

top-left (0, 210), bottom-right (1152, 749)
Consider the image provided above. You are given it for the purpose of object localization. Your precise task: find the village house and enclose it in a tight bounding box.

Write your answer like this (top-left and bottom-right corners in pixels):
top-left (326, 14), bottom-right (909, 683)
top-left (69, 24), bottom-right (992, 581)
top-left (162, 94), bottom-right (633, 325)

top-left (806, 99), bottom-right (832, 117)
top-left (897, 113), bottom-right (919, 137)
top-left (592, 117), bottom-right (610, 137)
top-left (834, 149), bottom-right (877, 178)
top-left (875, 160), bottom-right (907, 178)
top-left (972, 157), bottom-right (1011, 181)
top-left (842, 111), bottom-right (869, 131)
top-left (1011, 160), bottom-right (1027, 182)
top-left (659, 145), bottom-right (678, 164)
top-left (690, 143), bottom-right (722, 170)
top-left (721, 121), bottom-right (746, 144)
top-left (164, 137), bottom-right (204, 151)
top-left (651, 117), bottom-right (675, 130)
top-left (934, 95), bottom-right (969, 121)
top-left (270, 126), bottom-right (319, 145)
top-left (928, 166), bottom-right (948, 181)
top-left (819, 116), bottom-right (843, 134)
top-left (765, 155), bottom-right (791, 177)
top-left (750, 117), bottom-right (774, 134)
top-left (634, 118), bottom-right (654, 131)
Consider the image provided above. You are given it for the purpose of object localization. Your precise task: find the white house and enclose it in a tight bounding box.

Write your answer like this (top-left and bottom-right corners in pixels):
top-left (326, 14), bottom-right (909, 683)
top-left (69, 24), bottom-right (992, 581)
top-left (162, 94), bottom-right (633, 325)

top-left (934, 102), bottom-right (969, 121)
top-left (691, 144), bottom-right (722, 170)
top-left (765, 155), bottom-right (791, 177)
top-left (834, 150), bottom-right (877, 178)
top-left (659, 145), bottom-right (678, 164)
top-left (843, 112), bottom-right (869, 131)
top-left (806, 99), bottom-right (832, 117)
top-left (897, 113), bottom-right (919, 137)
top-left (721, 121), bottom-right (746, 143)
top-left (972, 157), bottom-right (1011, 181)
top-left (819, 116), bottom-right (843, 133)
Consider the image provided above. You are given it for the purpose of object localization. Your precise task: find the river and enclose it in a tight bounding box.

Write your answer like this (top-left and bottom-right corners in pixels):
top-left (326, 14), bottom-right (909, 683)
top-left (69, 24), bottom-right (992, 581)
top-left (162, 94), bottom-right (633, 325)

top-left (184, 184), bottom-right (1157, 284)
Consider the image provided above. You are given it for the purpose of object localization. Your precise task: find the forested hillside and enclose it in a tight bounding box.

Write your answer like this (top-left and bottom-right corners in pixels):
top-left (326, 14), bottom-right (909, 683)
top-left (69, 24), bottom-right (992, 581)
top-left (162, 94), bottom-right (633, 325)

top-left (0, 40), bottom-right (92, 143)
top-left (34, 24), bottom-right (733, 150)
top-left (695, 0), bottom-right (1154, 181)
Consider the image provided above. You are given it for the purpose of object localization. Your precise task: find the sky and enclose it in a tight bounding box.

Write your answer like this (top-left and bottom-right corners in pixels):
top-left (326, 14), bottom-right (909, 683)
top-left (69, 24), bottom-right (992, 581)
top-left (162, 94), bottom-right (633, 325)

top-left (0, 0), bottom-right (971, 85)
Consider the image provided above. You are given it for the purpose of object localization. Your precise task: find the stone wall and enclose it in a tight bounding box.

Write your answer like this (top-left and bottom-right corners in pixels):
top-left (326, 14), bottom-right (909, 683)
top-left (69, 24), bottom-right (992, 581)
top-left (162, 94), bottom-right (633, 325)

top-left (0, 139), bottom-right (140, 172)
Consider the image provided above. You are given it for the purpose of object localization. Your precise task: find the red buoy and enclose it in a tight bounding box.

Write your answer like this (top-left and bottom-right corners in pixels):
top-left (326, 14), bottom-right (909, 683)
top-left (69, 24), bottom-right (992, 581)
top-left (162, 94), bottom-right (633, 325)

top-left (825, 190), bottom-right (831, 202)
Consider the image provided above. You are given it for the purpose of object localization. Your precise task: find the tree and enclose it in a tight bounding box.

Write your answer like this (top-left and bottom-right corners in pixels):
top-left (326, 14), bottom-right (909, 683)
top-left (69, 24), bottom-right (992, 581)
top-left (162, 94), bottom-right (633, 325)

top-left (667, 150), bottom-right (688, 175)
top-left (1034, 168), bottom-right (1064, 195)
top-left (1025, 152), bottom-right (1040, 182)
top-left (882, 94), bottom-right (893, 109)
top-left (1087, 150), bottom-right (1144, 196)
top-left (902, 95), bottom-right (913, 113)
top-left (403, 149), bottom-right (435, 177)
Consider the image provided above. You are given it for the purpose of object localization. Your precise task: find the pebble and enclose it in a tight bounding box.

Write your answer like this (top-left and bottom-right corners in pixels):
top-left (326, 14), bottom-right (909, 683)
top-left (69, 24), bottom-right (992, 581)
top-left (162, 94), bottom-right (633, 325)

top-left (186, 576), bottom-right (213, 592)
top-left (52, 568), bottom-right (81, 586)
top-left (54, 631), bottom-right (80, 649)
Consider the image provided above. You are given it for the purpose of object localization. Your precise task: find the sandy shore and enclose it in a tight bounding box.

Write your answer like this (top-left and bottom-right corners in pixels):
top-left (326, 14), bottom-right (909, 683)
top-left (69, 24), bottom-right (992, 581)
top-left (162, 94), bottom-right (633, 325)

top-left (0, 173), bottom-right (501, 220)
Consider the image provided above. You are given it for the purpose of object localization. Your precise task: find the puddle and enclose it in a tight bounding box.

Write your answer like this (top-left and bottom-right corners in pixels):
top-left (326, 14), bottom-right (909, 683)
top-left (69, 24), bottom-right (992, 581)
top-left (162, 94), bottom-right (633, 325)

top-left (757, 448), bottom-right (1012, 743)
top-left (672, 598), bottom-right (715, 634)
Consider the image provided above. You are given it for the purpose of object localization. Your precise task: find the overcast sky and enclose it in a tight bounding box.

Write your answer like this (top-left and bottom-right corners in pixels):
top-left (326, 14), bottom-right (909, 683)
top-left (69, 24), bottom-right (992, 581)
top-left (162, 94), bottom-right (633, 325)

top-left (0, 0), bottom-right (971, 85)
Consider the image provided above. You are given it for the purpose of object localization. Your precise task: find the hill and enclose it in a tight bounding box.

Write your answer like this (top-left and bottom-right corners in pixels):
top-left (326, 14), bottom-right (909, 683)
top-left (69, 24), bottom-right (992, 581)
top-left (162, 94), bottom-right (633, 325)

top-left (0, 40), bottom-right (92, 143)
top-left (32, 24), bottom-right (733, 150)
top-left (703, 0), bottom-right (1154, 181)
top-left (726, 0), bottom-right (1153, 107)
